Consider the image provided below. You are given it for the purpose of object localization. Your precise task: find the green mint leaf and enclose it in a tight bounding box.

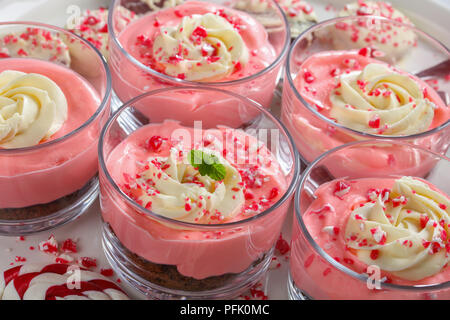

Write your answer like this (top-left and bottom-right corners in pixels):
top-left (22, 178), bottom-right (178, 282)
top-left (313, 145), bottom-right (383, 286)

top-left (208, 163), bottom-right (226, 181)
top-left (188, 149), bottom-right (226, 181)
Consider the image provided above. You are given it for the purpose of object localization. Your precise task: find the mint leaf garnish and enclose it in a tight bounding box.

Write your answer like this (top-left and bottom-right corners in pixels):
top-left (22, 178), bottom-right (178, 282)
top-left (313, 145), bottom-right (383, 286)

top-left (188, 149), bottom-right (226, 181)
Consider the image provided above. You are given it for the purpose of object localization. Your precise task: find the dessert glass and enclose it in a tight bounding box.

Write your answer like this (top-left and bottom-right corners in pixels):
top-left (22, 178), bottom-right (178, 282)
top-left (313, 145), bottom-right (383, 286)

top-left (99, 87), bottom-right (299, 299)
top-left (289, 140), bottom-right (450, 300)
top-left (108, 0), bottom-right (290, 110)
top-left (281, 16), bottom-right (450, 164)
top-left (0, 22), bottom-right (111, 235)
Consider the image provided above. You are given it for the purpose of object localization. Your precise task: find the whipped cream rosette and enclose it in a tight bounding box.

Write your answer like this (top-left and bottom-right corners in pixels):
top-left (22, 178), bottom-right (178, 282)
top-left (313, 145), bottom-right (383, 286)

top-left (330, 63), bottom-right (435, 135)
top-left (0, 70), bottom-right (68, 149)
top-left (131, 148), bottom-right (245, 224)
top-left (345, 177), bottom-right (450, 281)
top-left (153, 12), bottom-right (249, 81)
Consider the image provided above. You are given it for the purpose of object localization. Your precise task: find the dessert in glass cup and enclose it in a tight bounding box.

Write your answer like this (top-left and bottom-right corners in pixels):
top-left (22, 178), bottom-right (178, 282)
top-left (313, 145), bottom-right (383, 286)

top-left (0, 22), bottom-right (111, 235)
top-left (281, 16), bottom-right (450, 165)
top-left (289, 140), bottom-right (449, 300)
top-left (108, 0), bottom-right (289, 110)
top-left (99, 87), bottom-right (299, 299)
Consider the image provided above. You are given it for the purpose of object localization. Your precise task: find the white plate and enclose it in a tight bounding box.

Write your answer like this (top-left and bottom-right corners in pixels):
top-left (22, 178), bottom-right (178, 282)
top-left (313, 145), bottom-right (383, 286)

top-left (0, 0), bottom-right (448, 301)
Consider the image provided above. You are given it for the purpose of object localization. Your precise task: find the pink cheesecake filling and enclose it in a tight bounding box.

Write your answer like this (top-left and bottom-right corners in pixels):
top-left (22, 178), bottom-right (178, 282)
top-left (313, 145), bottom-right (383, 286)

top-left (102, 121), bottom-right (288, 279)
top-left (291, 177), bottom-right (449, 299)
top-left (0, 58), bottom-right (102, 208)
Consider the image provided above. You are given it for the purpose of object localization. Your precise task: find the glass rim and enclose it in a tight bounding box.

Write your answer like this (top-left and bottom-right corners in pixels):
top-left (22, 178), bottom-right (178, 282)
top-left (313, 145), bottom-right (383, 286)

top-left (286, 15), bottom-right (450, 140)
top-left (107, 0), bottom-right (291, 87)
top-left (294, 139), bottom-right (450, 291)
top-left (98, 86), bottom-right (300, 230)
top-left (0, 21), bottom-right (112, 154)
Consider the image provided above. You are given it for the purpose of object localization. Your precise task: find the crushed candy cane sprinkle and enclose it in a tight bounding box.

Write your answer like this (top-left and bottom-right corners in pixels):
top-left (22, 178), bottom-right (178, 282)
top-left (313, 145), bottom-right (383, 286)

top-left (117, 128), bottom-right (286, 228)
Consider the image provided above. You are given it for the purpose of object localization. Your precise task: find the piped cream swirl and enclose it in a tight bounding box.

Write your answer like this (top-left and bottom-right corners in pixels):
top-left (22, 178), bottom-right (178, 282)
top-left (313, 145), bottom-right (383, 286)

top-left (330, 63), bottom-right (435, 135)
top-left (345, 177), bottom-right (449, 281)
top-left (0, 70), bottom-right (68, 149)
top-left (153, 12), bottom-right (249, 81)
top-left (135, 148), bottom-right (244, 223)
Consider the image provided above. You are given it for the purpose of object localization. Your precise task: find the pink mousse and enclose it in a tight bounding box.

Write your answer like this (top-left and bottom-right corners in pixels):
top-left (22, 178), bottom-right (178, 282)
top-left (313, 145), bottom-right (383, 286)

top-left (110, 1), bottom-right (280, 108)
top-left (101, 121), bottom-right (289, 279)
top-left (0, 58), bottom-right (102, 208)
top-left (291, 178), bottom-right (450, 300)
top-left (282, 51), bottom-right (450, 164)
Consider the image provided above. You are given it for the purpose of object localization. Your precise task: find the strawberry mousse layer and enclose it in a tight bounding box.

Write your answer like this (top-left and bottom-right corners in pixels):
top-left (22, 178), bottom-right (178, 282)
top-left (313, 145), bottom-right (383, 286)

top-left (282, 50), bottom-right (449, 166)
top-left (0, 58), bottom-right (103, 208)
top-left (291, 177), bottom-right (450, 299)
top-left (101, 121), bottom-right (289, 280)
top-left (110, 1), bottom-right (280, 108)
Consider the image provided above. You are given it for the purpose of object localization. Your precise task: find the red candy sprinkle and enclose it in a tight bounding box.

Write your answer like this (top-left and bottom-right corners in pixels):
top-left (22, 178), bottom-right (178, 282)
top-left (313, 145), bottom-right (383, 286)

top-left (358, 47), bottom-right (371, 57)
top-left (78, 257), bottom-right (97, 269)
top-left (420, 215), bottom-right (430, 229)
top-left (61, 238), bottom-right (77, 253)
top-left (268, 187), bottom-right (279, 200)
top-left (370, 250), bottom-right (379, 260)
top-left (192, 26), bottom-right (207, 38)
top-left (275, 234), bottom-right (290, 255)
top-left (100, 268), bottom-right (114, 277)
top-left (146, 136), bottom-right (164, 152)
top-left (303, 70), bottom-right (315, 83)
top-left (334, 181), bottom-right (351, 199)
top-left (368, 116), bottom-right (381, 129)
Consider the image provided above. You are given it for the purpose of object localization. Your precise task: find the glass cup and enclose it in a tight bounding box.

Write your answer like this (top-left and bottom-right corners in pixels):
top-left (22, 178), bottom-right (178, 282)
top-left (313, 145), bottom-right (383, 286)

top-left (99, 87), bottom-right (299, 299)
top-left (108, 0), bottom-right (290, 111)
top-left (0, 22), bottom-right (111, 235)
top-left (289, 140), bottom-right (449, 300)
top-left (281, 16), bottom-right (450, 164)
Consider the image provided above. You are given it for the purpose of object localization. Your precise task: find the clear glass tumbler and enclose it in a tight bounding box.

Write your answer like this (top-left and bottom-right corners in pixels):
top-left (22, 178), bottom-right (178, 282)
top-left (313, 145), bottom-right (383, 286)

top-left (0, 22), bottom-right (111, 235)
top-left (99, 86), bottom-right (299, 299)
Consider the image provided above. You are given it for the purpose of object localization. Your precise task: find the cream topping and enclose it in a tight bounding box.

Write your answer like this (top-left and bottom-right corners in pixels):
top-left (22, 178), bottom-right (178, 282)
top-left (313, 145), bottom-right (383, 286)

top-left (0, 28), bottom-right (70, 66)
top-left (334, 1), bottom-right (416, 61)
top-left (0, 70), bottom-right (68, 148)
top-left (330, 63), bottom-right (435, 135)
top-left (345, 177), bottom-right (450, 281)
top-left (152, 12), bottom-right (249, 81)
top-left (134, 148), bottom-right (245, 223)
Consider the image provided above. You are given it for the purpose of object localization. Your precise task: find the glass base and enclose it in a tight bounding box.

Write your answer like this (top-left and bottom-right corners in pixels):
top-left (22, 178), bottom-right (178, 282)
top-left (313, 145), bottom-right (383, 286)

top-left (0, 176), bottom-right (99, 236)
top-left (102, 223), bottom-right (273, 300)
top-left (287, 272), bottom-right (312, 300)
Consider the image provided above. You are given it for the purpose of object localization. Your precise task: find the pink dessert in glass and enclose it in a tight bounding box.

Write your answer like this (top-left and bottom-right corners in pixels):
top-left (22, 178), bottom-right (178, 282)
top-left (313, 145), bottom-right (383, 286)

top-left (281, 16), bottom-right (450, 168)
top-left (289, 140), bottom-right (450, 300)
top-left (99, 87), bottom-right (298, 299)
top-left (0, 23), bottom-right (110, 235)
top-left (108, 0), bottom-right (289, 109)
